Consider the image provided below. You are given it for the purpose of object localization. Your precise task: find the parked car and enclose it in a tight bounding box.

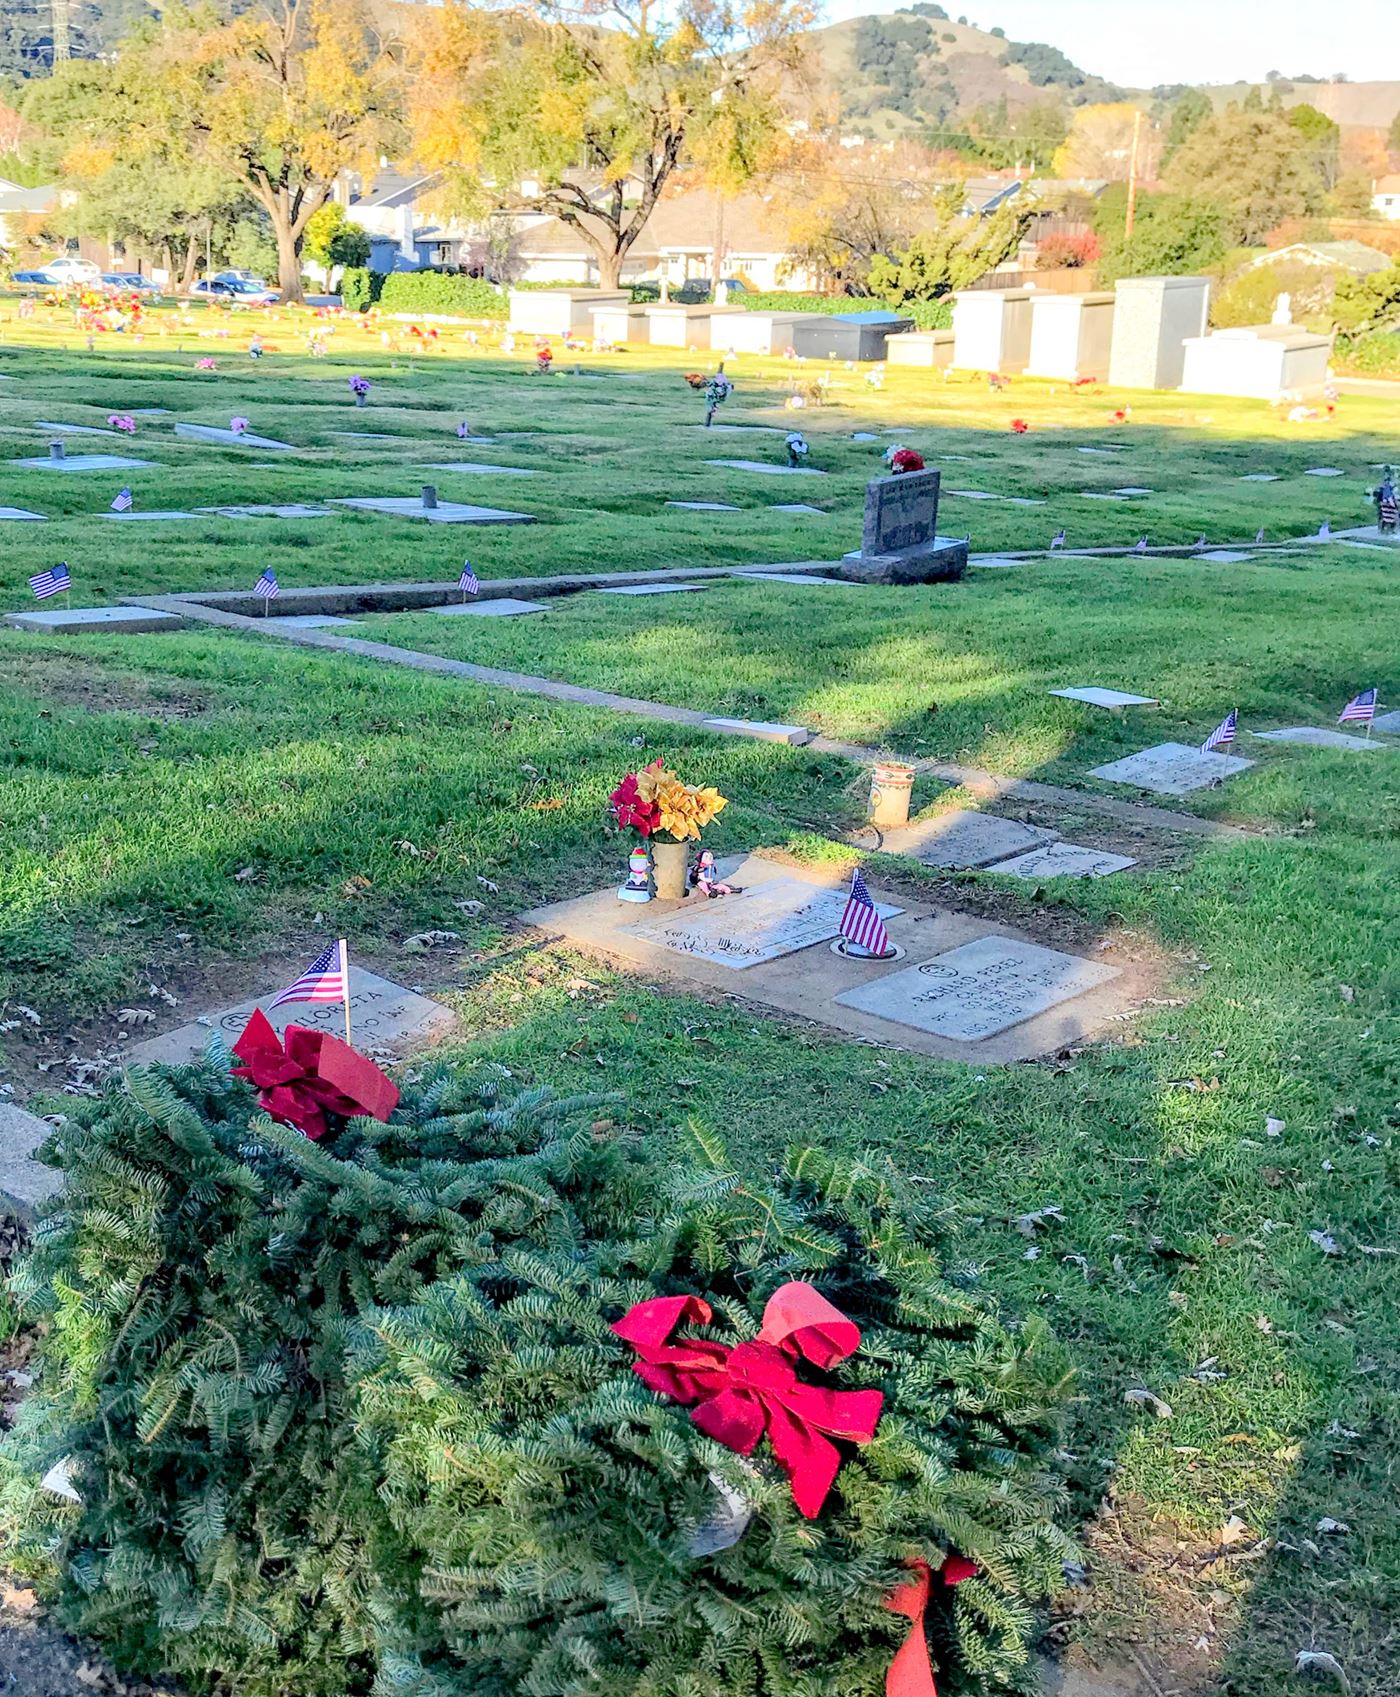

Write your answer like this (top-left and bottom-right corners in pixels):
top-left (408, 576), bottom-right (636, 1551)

top-left (675, 277), bottom-right (754, 303)
top-left (38, 255), bottom-right (102, 284)
top-left (190, 277), bottom-right (279, 304)
top-left (211, 270), bottom-right (268, 289)
top-left (10, 269), bottom-right (56, 285)
top-left (101, 272), bottom-right (162, 297)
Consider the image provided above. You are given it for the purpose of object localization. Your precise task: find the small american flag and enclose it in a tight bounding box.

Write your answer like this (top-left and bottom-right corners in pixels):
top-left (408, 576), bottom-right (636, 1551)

top-left (1050, 528), bottom-right (1066, 550)
top-left (254, 569), bottom-right (279, 600)
top-left (1317, 520), bottom-right (1330, 539)
top-left (1194, 534), bottom-right (1207, 547)
top-left (1339, 689), bottom-right (1376, 726)
top-left (1255, 527), bottom-right (1265, 544)
top-left (110, 487), bottom-right (133, 512)
top-left (459, 561), bottom-right (479, 595)
top-left (1201, 708), bottom-right (1238, 753)
top-left (28, 561), bottom-right (70, 601)
top-left (268, 940), bottom-right (348, 1010)
top-left (839, 868), bottom-right (891, 957)
top-left (1133, 536), bottom-right (1148, 554)
top-left (1380, 483), bottom-right (1398, 525)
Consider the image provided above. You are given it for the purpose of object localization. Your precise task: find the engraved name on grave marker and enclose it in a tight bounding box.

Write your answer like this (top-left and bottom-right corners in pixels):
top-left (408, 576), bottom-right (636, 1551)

top-left (623, 878), bottom-right (901, 970)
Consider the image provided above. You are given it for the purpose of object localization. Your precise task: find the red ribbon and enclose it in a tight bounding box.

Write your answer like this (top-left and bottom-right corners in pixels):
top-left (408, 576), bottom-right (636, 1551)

top-left (231, 1008), bottom-right (400, 1141)
top-left (885, 1556), bottom-right (978, 1697)
top-left (611, 1280), bottom-right (883, 1519)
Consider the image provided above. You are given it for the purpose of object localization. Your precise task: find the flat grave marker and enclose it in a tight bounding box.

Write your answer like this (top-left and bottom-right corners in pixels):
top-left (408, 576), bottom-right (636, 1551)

top-left (666, 501), bottom-right (740, 511)
top-left (1371, 709), bottom-right (1400, 735)
top-left (174, 422), bottom-right (295, 450)
top-left (700, 716), bottom-right (814, 744)
top-left (267, 614), bottom-right (360, 629)
top-left (425, 461), bottom-right (537, 477)
top-left (1089, 741), bottom-right (1253, 795)
top-left (1050, 686), bottom-right (1159, 710)
top-left (428, 597), bottom-right (547, 617)
top-left (883, 809), bottom-right (1057, 869)
top-left (0, 1103), bottom-right (64, 1215)
top-left (1240, 473), bottom-right (1280, 482)
top-left (770, 504), bottom-right (828, 514)
top-left (203, 504), bottom-right (334, 519)
top-left (1304, 467), bottom-right (1344, 477)
top-left (103, 510), bottom-right (198, 522)
top-left (0, 507), bottom-right (45, 521)
top-left (1078, 491), bottom-right (1128, 501)
top-left (705, 459), bottom-right (826, 477)
top-left (330, 431), bottom-right (399, 441)
top-left (990, 843), bottom-right (1137, 879)
top-left (968, 557), bottom-right (1025, 569)
top-left (1113, 487), bottom-right (1153, 495)
top-left (836, 935), bottom-right (1119, 1042)
top-left (329, 497), bottom-right (534, 525)
top-left (731, 571), bottom-right (853, 586)
top-left (599, 583), bottom-right (707, 596)
top-left (686, 423), bottom-right (785, 433)
top-left (130, 965), bottom-right (454, 1067)
top-left (10, 453), bottom-right (152, 472)
top-left (1252, 726), bottom-right (1391, 752)
top-left (1199, 550), bottom-right (1253, 563)
top-left (7, 605), bottom-right (184, 635)
top-left (623, 877), bottom-right (901, 970)
top-left (35, 421), bottom-right (118, 436)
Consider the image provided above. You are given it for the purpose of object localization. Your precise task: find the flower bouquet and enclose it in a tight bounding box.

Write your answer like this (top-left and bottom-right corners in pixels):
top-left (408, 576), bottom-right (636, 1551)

top-left (348, 374), bottom-right (371, 405)
top-left (609, 760), bottom-right (727, 900)
top-left (106, 414), bottom-right (136, 435)
top-left (886, 446), bottom-right (924, 474)
top-left (230, 415), bottom-right (250, 435)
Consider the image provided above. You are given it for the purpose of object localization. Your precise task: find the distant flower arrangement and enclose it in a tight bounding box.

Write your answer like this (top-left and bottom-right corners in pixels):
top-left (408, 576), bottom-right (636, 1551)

top-left (348, 375), bottom-right (371, 398)
top-left (1010, 418), bottom-right (1029, 434)
top-left (887, 447), bottom-right (924, 475)
top-left (107, 414), bottom-right (136, 434)
top-left (195, 357), bottom-right (216, 371)
top-left (229, 416), bottom-right (250, 435)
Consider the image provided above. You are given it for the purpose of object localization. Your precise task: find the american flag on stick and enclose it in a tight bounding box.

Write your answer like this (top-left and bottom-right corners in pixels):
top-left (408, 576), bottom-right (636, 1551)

top-left (1338, 689), bottom-right (1376, 726)
top-left (28, 561), bottom-right (70, 601)
top-left (1255, 527), bottom-right (1265, 544)
top-left (839, 868), bottom-right (891, 958)
top-left (110, 487), bottom-right (133, 513)
top-left (1201, 709), bottom-right (1238, 754)
top-left (459, 561), bottom-right (479, 599)
top-left (1133, 536), bottom-right (1148, 554)
top-left (254, 568), bottom-right (279, 600)
top-left (1050, 528), bottom-right (1066, 550)
top-left (269, 940), bottom-right (353, 1041)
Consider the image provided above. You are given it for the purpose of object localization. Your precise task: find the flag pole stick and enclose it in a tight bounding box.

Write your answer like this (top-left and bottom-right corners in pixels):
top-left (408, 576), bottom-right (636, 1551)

top-left (339, 938), bottom-right (352, 1044)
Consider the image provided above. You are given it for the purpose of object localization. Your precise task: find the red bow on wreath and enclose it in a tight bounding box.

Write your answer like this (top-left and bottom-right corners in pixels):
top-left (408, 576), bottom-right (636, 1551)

top-left (611, 1281), bottom-right (884, 1519)
top-left (231, 1008), bottom-right (400, 1141)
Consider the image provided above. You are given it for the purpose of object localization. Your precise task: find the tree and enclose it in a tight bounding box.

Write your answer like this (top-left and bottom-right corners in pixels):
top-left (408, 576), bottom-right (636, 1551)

top-left (1002, 39), bottom-right (1085, 88)
top-left (1162, 88), bottom-right (1211, 165)
top-left (408, 0), bottom-right (809, 291)
top-left (1164, 107), bottom-right (1323, 244)
top-left (1053, 102), bottom-right (1143, 180)
top-left (1287, 102), bottom-right (1340, 190)
top-left (1093, 185), bottom-right (1227, 283)
top-left (1389, 107), bottom-right (1400, 158)
top-left (867, 181), bottom-right (1034, 303)
top-left (302, 201), bottom-right (370, 283)
top-left (77, 0), bottom-right (403, 301)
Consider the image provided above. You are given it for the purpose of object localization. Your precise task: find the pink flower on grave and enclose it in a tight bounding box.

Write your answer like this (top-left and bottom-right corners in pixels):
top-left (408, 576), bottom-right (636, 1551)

top-left (230, 416), bottom-right (250, 435)
top-left (107, 414), bottom-right (136, 434)
top-left (196, 357), bottom-right (216, 370)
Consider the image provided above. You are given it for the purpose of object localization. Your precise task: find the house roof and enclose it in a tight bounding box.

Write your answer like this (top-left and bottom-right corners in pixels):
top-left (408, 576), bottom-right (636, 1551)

top-left (1374, 174), bottom-right (1400, 194)
top-left (0, 184), bottom-right (58, 214)
top-left (1255, 240), bottom-right (1392, 274)
top-left (348, 172), bottom-right (441, 211)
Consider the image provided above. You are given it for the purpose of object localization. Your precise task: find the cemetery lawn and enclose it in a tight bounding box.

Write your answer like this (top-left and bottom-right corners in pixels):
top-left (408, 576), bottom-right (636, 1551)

top-left (1, 317), bottom-right (1399, 1693)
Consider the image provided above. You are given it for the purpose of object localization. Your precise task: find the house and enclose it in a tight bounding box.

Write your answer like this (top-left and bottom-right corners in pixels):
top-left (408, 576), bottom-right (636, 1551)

top-left (1248, 239), bottom-right (1393, 276)
top-left (1373, 175), bottom-right (1400, 220)
top-left (0, 180), bottom-right (59, 253)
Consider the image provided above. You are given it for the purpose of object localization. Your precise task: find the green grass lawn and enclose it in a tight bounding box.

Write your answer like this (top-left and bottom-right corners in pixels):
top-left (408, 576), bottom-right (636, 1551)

top-left (0, 311), bottom-right (1397, 1695)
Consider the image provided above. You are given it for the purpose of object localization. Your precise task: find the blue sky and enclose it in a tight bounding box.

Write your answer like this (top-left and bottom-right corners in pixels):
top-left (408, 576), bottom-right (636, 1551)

top-left (817, 0), bottom-right (1374, 89)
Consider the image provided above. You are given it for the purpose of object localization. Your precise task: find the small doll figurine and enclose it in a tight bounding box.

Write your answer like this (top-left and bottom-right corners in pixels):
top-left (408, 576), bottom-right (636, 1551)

top-left (688, 848), bottom-right (739, 899)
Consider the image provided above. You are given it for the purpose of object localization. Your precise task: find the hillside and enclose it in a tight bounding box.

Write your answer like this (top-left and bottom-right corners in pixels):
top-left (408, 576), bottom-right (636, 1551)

top-left (1205, 79), bottom-right (1400, 131)
top-left (798, 7), bottom-right (1123, 138)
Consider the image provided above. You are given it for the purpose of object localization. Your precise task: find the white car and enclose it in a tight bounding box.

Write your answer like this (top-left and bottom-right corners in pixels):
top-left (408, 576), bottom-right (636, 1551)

top-left (40, 256), bottom-right (102, 284)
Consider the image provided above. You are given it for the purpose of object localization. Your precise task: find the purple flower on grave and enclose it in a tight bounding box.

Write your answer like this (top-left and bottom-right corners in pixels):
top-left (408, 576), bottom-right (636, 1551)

top-left (230, 416), bottom-right (250, 435)
top-left (348, 375), bottom-right (371, 399)
top-left (107, 414), bottom-right (136, 434)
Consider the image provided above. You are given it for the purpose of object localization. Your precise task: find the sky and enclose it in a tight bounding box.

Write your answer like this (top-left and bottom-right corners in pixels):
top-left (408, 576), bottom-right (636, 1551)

top-left (816, 0), bottom-right (1378, 89)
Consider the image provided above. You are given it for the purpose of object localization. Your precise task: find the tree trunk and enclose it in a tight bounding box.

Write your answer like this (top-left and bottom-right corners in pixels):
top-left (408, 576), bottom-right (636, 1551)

top-left (180, 235), bottom-right (200, 294)
top-left (274, 216), bottom-right (305, 303)
top-left (597, 248), bottom-right (623, 290)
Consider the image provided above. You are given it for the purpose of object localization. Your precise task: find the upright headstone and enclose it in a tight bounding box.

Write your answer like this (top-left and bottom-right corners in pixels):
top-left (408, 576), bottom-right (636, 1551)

top-left (951, 288), bottom-right (1034, 374)
top-left (421, 484), bottom-right (438, 510)
top-left (1108, 276), bottom-right (1210, 390)
top-left (839, 470), bottom-right (967, 585)
top-left (1026, 291), bottom-right (1116, 381)
top-left (48, 439), bottom-right (65, 462)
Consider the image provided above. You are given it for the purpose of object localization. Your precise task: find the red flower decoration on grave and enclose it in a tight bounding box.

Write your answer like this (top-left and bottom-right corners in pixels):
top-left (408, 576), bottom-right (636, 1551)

top-left (890, 448), bottom-right (925, 474)
top-left (885, 1556), bottom-right (979, 1697)
top-left (609, 760), bottom-right (664, 837)
top-left (231, 1008), bottom-right (400, 1141)
top-left (612, 1281), bottom-right (884, 1519)
top-left (1010, 418), bottom-right (1029, 433)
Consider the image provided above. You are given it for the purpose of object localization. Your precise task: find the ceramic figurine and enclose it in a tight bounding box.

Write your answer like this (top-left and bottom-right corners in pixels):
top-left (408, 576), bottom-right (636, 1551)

top-left (785, 431), bottom-right (809, 468)
top-left (618, 845), bottom-right (652, 903)
top-left (688, 848), bottom-right (739, 899)
top-left (1374, 466), bottom-right (1398, 535)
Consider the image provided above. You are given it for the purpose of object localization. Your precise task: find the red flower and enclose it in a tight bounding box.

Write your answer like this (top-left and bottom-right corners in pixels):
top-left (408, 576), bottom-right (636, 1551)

top-left (890, 448), bottom-right (925, 474)
top-left (609, 762), bottom-right (663, 836)
top-left (1010, 418), bottom-right (1029, 433)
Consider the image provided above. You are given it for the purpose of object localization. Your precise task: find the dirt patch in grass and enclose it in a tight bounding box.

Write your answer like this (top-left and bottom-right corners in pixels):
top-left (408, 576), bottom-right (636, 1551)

top-left (0, 651), bottom-right (214, 720)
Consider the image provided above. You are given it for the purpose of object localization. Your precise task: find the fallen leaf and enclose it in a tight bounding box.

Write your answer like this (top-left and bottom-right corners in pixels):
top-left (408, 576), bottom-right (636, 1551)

top-left (233, 865), bottom-right (258, 882)
top-left (476, 875), bottom-right (500, 893)
top-left (1266, 1117), bottom-right (1285, 1137)
top-left (1220, 1515), bottom-right (1252, 1546)
top-left (452, 899), bottom-right (485, 915)
top-left (1314, 1516), bottom-right (1350, 1534)
top-left (1015, 1205), bottom-right (1066, 1237)
top-left (1339, 985), bottom-right (1355, 1004)
top-left (1309, 1230), bottom-right (1342, 1256)
top-left (1294, 1648), bottom-right (1350, 1691)
top-left (115, 1007), bottom-right (156, 1026)
top-left (1, 1584), bottom-right (38, 1611)
top-left (341, 875), bottom-right (372, 898)
top-left (404, 930), bottom-right (461, 952)
top-left (1123, 1387), bottom-right (1173, 1418)
top-left (527, 798), bottom-right (565, 811)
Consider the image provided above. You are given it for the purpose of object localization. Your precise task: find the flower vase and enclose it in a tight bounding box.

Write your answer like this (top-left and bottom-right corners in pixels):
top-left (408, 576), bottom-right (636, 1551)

top-left (651, 838), bottom-right (689, 901)
top-left (354, 392), bottom-right (367, 407)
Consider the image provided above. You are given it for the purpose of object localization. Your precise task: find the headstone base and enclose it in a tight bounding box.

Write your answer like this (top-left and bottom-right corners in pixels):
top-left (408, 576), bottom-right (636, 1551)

top-left (840, 539), bottom-right (968, 585)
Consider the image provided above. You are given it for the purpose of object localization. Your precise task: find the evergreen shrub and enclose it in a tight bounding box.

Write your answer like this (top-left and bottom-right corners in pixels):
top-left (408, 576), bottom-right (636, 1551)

top-left (378, 272), bottom-right (508, 318)
top-left (1, 1046), bottom-right (1076, 1697)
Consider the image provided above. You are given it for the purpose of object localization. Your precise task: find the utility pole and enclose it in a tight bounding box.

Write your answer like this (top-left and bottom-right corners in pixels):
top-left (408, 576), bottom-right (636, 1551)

top-left (51, 0), bottom-right (70, 62)
top-left (1124, 109), bottom-right (1143, 241)
top-left (710, 192), bottom-right (726, 304)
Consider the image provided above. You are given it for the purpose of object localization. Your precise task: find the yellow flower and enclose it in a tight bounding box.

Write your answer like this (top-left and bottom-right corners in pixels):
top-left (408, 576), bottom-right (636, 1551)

top-left (653, 778), bottom-right (728, 840)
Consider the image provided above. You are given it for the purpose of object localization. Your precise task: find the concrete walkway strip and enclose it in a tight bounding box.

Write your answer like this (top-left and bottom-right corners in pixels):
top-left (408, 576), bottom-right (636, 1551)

top-left (127, 593), bottom-right (1242, 840)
